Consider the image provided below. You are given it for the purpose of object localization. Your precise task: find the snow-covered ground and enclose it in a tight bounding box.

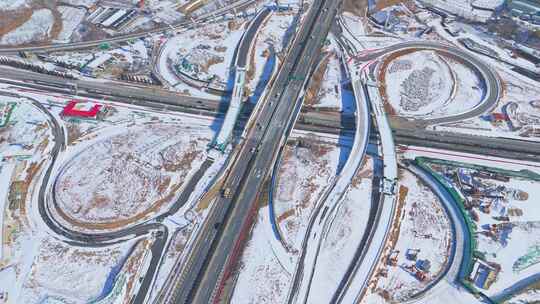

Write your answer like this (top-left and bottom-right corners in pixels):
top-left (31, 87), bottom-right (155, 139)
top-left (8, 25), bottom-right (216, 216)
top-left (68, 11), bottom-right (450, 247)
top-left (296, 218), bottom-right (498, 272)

top-left (384, 50), bottom-right (483, 119)
top-left (434, 67), bottom-right (540, 141)
top-left (364, 168), bottom-right (453, 303)
top-left (304, 35), bottom-right (355, 112)
top-left (307, 157), bottom-right (374, 303)
top-left (423, 158), bottom-right (540, 296)
top-left (230, 205), bottom-right (292, 304)
top-left (340, 9), bottom-right (404, 51)
top-left (313, 52), bottom-right (344, 109)
top-left (0, 83), bottom-right (228, 303)
top-left (45, 38), bottom-right (152, 79)
top-left (56, 6), bottom-right (86, 43)
top-left (0, 88), bottom-right (221, 234)
top-left (0, 0), bottom-right (29, 11)
top-left (420, 0), bottom-right (498, 22)
top-left (18, 236), bottom-right (134, 303)
top-left (245, 9), bottom-right (295, 102)
top-left (274, 138), bottom-right (344, 251)
top-left (55, 122), bottom-right (211, 227)
top-left (0, 94), bottom-right (150, 304)
top-left (0, 162), bottom-right (14, 261)
top-left (367, 2), bottom-right (540, 142)
top-left (0, 95), bottom-right (56, 251)
top-left (232, 133), bottom-right (352, 303)
top-left (1, 8), bottom-right (54, 45)
top-left (507, 288), bottom-right (540, 304)
top-left (157, 18), bottom-right (246, 97)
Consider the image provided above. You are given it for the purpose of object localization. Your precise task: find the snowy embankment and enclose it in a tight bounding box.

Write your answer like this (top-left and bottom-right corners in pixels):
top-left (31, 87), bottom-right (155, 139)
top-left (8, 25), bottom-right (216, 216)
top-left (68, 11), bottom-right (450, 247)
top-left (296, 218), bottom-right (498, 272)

top-left (0, 0), bottom-right (30, 11)
top-left (1, 9), bottom-right (54, 45)
top-left (56, 6), bottom-right (86, 43)
top-left (0, 162), bottom-right (14, 261)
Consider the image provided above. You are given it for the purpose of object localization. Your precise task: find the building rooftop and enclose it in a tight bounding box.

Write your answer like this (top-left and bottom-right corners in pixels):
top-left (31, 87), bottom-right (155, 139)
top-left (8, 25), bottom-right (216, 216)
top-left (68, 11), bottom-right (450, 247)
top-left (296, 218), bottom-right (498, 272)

top-left (61, 101), bottom-right (102, 118)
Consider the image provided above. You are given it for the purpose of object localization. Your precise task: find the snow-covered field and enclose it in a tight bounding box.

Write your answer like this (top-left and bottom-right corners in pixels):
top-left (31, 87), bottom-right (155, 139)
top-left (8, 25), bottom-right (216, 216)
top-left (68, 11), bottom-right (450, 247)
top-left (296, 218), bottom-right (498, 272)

top-left (0, 97), bottom-right (54, 270)
top-left (232, 133), bottom-right (355, 303)
top-left (245, 9), bottom-right (294, 102)
top-left (45, 38), bottom-right (151, 79)
top-left (385, 50), bottom-right (453, 115)
top-left (0, 84), bottom-right (226, 303)
top-left (305, 36), bottom-right (355, 112)
top-left (384, 50), bottom-right (483, 119)
top-left (56, 6), bottom-right (86, 43)
top-left (0, 88), bottom-right (222, 233)
top-left (55, 122), bottom-right (211, 227)
top-left (313, 52), bottom-right (344, 110)
top-left (230, 206), bottom-right (292, 304)
top-left (507, 288), bottom-right (540, 304)
top-left (0, 0), bottom-right (29, 10)
top-left (274, 138), bottom-right (343, 251)
top-left (364, 168), bottom-right (453, 303)
top-left (435, 67), bottom-right (540, 141)
top-left (415, 6), bottom-right (540, 141)
top-left (307, 157), bottom-right (374, 303)
top-left (158, 18), bottom-right (246, 96)
top-left (0, 93), bottom-right (149, 304)
top-left (18, 237), bottom-right (131, 303)
top-left (1, 8), bottom-right (54, 45)
top-left (421, 0), bottom-right (498, 22)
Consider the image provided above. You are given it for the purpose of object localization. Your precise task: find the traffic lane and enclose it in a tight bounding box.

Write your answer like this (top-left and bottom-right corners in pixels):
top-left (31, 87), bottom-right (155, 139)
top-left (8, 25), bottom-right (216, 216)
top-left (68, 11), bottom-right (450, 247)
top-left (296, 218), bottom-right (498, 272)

top-left (236, 8), bottom-right (272, 67)
top-left (133, 226), bottom-right (169, 304)
top-left (405, 163), bottom-right (467, 301)
top-left (0, 68), bottom-right (359, 133)
top-left (187, 0), bottom-right (337, 301)
top-left (170, 107), bottom-right (262, 303)
top-left (6, 74), bottom-right (539, 164)
top-left (356, 41), bottom-right (500, 125)
top-left (393, 128), bottom-right (540, 162)
top-left (0, 67), bottom-right (224, 111)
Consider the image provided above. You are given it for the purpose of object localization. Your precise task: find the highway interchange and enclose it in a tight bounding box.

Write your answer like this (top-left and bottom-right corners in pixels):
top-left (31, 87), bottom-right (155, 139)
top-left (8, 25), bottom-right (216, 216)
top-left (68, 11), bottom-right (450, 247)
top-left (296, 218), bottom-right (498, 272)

top-left (2, 0), bottom-right (540, 303)
top-left (170, 1), bottom-right (341, 302)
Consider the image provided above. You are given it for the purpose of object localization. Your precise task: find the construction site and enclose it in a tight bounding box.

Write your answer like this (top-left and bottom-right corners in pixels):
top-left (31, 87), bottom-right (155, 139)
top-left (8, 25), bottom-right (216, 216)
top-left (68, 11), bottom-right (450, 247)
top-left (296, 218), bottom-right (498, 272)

top-left (422, 158), bottom-right (540, 297)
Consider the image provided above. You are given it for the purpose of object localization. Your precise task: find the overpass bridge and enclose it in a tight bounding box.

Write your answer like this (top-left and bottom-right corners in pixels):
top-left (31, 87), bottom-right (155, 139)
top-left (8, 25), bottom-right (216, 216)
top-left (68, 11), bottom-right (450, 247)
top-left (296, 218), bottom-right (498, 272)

top-left (210, 7), bottom-right (272, 152)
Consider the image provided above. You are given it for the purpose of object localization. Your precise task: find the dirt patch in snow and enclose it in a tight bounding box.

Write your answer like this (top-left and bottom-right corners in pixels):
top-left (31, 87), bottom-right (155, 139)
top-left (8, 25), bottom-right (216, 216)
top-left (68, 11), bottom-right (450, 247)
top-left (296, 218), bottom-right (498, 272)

top-left (54, 123), bottom-right (209, 230)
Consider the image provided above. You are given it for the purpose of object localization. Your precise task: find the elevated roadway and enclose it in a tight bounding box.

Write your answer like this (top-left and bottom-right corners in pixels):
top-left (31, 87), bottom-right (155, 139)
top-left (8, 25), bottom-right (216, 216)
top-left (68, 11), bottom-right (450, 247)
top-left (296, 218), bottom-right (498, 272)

top-left (355, 40), bottom-right (501, 127)
top-left (2, 69), bottom-right (539, 163)
top-left (168, 0), bottom-right (341, 303)
top-left (337, 68), bottom-right (398, 303)
top-left (285, 51), bottom-right (371, 304)
top-left (0, 66), bottom-right (223, 114)
top-left (212, 7), bottom-right (272, 151)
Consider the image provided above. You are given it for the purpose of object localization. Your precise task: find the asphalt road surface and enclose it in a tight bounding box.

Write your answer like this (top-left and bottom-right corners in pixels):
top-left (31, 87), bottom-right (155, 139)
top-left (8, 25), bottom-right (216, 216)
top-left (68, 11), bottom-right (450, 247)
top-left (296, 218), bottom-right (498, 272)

top-left (357, 40), bottom-right (501, 127)
top-left (26, 95), bottom-right (167, 304)
top-left (168, 0), bottom-right (342, 303)
top-left (235, 7), bottom-right (272, 68)
top-left (3, 70), bottom-right (538, 164)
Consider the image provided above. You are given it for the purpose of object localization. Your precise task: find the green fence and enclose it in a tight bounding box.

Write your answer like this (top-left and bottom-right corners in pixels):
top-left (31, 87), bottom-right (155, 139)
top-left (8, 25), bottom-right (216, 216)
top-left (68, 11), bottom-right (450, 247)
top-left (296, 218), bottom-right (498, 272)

top-left (0, 102), bottom-right (16, 128)
top-left (416, 156), bottom-right (540, 181)
top-left (415, 157), bottom-right (481, 297)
